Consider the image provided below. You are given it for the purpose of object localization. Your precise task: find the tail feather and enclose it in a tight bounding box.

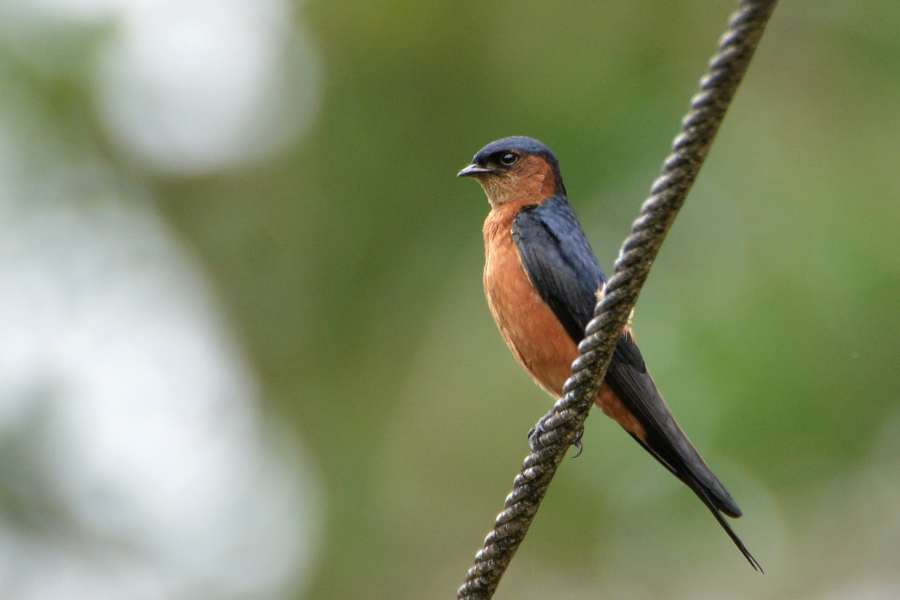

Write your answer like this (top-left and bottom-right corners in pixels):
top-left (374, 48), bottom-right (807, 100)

top-left (628, 429), bottom-right (743, 518)
top-left (628, 432), bottom-right (761, 571)
top-left (687, 477), bottom-right (764, 573)
top-left (675, 443), bottom-right (743, 518)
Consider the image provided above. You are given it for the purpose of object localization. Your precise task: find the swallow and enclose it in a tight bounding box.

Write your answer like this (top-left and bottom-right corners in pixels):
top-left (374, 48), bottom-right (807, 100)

top-left (458, 135), bottom-right (761, 571)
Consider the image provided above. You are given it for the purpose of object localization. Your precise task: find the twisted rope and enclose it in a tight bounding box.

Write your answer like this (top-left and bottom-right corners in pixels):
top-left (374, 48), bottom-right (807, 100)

top-left (457, 1), bottom-right (777, 597)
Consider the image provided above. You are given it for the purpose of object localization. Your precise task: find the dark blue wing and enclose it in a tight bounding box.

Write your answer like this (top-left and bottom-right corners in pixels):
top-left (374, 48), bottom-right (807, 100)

top-left (512, 196), bottom-right (745, 519)
top-left (511, 196), bottom-right (606, 342)
top-left (511, 196), bottom-right (759, 569)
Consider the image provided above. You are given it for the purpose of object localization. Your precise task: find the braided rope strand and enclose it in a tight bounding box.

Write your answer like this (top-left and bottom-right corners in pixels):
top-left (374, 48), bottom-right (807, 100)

top-left (457, 1), bottom-right (777, 597)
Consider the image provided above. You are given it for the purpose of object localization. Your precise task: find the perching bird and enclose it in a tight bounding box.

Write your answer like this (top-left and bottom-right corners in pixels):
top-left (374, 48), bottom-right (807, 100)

top-left (458, 135), bottom-right (761, 571)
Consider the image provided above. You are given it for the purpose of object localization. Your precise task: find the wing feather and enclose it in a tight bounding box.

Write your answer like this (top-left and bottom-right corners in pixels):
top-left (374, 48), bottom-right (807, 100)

top-left (512, 196), bottom-right (752, 535)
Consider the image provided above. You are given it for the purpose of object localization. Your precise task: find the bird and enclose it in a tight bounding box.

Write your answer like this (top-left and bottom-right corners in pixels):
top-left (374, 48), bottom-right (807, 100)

top-left (458, 135), bottom-right (761, 571)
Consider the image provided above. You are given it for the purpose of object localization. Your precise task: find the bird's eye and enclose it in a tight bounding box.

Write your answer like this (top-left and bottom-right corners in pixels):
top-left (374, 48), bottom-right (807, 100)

top-left (499, 152), bottom-right (518, 166)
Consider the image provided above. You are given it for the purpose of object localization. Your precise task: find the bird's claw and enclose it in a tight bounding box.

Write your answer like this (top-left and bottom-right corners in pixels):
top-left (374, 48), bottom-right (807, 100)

top-left (529, 422), bottom-right (585, 457)
top-left (527, 422), bottom-right (546, 452)
top-left (570, 428), bottom-right (584, 459)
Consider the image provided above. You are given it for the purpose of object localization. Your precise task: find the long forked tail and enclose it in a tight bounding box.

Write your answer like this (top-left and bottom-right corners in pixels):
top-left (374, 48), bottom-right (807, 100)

top-left (627, 431), bottom-right (762, 571)
top-left (687, 477), bottom-right (764, 573)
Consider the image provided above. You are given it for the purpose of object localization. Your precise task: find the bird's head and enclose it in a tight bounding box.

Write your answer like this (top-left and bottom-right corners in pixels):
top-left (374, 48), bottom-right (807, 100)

top-left (458, 136), bottom-right (565, 207)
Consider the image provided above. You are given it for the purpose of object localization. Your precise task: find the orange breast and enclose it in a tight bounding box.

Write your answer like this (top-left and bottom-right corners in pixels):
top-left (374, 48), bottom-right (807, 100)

top-left (482, 203), bottom-right (647, 438)
top-left (482, 203), bottom-right (578, 397)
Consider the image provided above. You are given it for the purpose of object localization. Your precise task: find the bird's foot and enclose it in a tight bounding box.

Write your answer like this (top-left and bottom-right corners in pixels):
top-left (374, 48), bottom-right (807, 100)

top-left (570, 428), bottom-right (584, 459)
top-left (529, 422), bottom-right (584, 457)
top-left (527, 421), bottom-right (546, 452)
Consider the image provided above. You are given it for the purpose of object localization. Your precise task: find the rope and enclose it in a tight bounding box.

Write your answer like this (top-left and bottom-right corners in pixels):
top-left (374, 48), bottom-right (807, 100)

top-left (456, 1), bottom-right (778, 597)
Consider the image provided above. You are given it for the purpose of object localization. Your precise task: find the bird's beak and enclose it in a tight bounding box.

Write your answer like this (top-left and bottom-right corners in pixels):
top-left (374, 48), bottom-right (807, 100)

top-left (457, 164), bottom-right (494, 178)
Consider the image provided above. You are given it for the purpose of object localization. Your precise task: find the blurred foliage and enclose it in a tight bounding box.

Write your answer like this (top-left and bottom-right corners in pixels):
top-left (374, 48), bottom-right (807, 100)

top-left (4, 0), bottom-right (900, 598)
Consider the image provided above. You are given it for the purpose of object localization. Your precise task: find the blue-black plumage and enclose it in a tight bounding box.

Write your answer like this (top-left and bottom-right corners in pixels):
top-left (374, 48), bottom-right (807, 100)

top-left (461, 136), bottom-right (761, 571)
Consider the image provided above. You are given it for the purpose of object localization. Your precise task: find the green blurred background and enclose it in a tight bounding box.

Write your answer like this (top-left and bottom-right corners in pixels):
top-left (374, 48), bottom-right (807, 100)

top-left (1, 1), bottom-right (898, 598)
